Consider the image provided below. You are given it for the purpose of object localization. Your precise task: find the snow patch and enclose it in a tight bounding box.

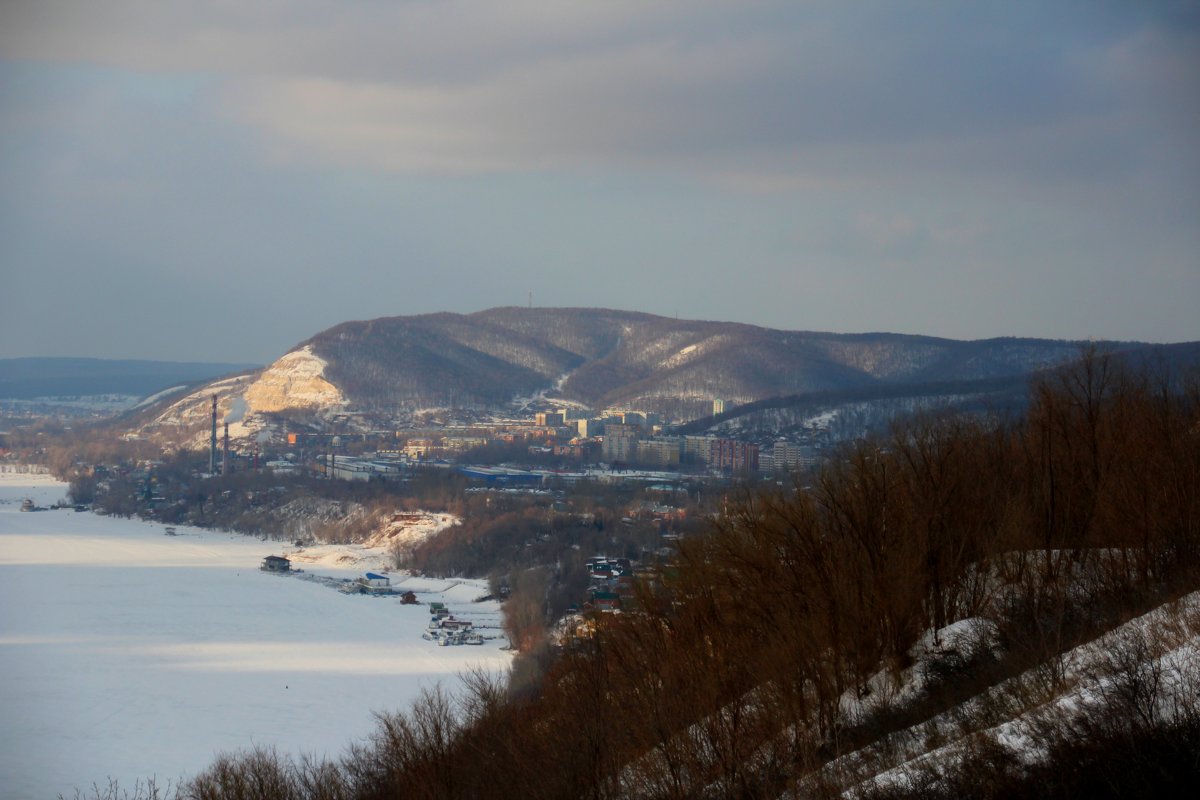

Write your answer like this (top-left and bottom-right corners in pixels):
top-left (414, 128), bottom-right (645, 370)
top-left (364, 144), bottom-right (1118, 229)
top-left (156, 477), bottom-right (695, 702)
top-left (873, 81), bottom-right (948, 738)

top-left (133, 385), bottom-right (187, 409)
top-left (805, 409), bottom-right (839, 429)
top-left (658, 336), bottom-right (729, 370)
top-left (660, 343), bottom-right (700, 369)
top-left (365, 511), bottom-right (459, 552)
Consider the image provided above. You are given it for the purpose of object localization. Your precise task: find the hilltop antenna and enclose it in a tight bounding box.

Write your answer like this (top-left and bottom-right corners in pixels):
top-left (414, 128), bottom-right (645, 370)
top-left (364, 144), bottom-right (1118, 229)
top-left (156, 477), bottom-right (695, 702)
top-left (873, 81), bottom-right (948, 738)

top-left (528, 291), bottom-right (532, 309)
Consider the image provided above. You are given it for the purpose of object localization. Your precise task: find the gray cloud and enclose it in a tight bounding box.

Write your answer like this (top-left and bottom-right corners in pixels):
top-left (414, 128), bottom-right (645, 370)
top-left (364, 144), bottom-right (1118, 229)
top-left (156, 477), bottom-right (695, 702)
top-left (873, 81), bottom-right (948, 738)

top-left (0, 1), bottom-right (1196, 361)
top-left (221, 6), bottom-right (1198, 192)
top-left (5, 1), bottom-right (1196, 185)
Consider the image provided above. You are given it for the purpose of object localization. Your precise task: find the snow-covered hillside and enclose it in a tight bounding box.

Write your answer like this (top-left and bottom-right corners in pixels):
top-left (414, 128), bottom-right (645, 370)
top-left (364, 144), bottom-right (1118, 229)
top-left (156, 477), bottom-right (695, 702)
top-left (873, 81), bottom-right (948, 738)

top-left (785, 595), bottom-right (1200, 797)
top-left (138, 345), bottom-right (351, 448)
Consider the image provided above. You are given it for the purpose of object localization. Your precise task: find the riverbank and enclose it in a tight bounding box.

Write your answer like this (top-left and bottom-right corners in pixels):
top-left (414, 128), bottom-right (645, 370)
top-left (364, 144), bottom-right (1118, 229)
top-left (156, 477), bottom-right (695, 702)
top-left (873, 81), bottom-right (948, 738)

top-left (0, 478), bottom-right (510, 799)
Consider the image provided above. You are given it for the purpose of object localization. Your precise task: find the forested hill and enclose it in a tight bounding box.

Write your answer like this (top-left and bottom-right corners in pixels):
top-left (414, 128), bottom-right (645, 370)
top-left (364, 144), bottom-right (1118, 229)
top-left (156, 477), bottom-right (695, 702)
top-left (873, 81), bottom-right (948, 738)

top-left (674, 340), bottom-right (1200, 436)
top-left (295, 307), bottom-right (1119, 416)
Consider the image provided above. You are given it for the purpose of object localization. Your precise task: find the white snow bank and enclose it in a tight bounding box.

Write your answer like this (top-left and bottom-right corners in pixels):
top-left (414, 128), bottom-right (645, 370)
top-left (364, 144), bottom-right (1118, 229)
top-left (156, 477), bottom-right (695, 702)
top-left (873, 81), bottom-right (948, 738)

top-left (0, 470), bottom-right (60, 486)
top-left (134, 385), bottom-right (187, 409)
top-left (283, 510), bottom-right (459, 576)
top-left (365, 511), bottom-right (459, 551)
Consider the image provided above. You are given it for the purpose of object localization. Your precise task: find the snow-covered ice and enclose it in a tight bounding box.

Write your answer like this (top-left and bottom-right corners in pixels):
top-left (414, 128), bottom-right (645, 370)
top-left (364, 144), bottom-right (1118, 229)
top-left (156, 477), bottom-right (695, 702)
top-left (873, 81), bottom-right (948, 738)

top-left (0, 476), bottom-right (510, 799)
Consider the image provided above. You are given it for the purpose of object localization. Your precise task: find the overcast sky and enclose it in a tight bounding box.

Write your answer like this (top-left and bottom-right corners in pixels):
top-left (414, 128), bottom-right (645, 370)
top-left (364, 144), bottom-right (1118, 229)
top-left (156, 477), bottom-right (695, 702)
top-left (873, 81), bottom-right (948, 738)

top-left (1, 1), bottom-right (1197, 364)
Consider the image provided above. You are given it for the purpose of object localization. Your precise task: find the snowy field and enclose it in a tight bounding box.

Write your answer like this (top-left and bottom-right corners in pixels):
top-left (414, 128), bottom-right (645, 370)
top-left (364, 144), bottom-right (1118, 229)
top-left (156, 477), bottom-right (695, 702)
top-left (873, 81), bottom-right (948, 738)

top-left (0, 476), bottom-right (511, 799)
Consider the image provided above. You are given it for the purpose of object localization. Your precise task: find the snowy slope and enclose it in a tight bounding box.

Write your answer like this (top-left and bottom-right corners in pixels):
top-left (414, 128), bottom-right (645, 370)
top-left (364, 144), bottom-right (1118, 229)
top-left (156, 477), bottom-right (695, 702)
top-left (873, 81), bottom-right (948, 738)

top-left (137, 345), bottom-right (353, 448)
top-left (775, 593), bottom-right (1200, 798)
top-left (840, 595), bottom-right (1200, 797)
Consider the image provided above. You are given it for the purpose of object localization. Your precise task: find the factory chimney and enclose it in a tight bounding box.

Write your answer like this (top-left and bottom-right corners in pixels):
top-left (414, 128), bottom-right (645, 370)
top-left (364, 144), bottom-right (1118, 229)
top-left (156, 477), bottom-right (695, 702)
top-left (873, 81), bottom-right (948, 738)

top-left (209, 396), bottom-right (218, 475)
top-left (223, 422), bottom-right (230, 476)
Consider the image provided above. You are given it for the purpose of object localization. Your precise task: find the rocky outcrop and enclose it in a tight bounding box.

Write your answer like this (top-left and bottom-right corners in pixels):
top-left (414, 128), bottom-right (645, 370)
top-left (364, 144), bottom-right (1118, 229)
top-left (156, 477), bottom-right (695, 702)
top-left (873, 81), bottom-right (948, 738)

top-left (243, 346), bottom-right (346, 414)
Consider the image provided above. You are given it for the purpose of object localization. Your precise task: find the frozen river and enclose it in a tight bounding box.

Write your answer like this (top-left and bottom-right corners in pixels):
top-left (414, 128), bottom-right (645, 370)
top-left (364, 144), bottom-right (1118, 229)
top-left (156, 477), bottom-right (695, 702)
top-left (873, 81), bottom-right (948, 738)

top-left (0, 475), bottom-right (510, 799)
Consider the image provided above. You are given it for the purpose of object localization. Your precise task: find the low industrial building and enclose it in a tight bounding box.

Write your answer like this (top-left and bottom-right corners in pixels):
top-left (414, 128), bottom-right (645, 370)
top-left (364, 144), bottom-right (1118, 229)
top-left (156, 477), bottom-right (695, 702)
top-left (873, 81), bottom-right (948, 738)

top-left (360, 572), bottom-right (391, 594)
top-left (260, 555), bottom-right (291, 573)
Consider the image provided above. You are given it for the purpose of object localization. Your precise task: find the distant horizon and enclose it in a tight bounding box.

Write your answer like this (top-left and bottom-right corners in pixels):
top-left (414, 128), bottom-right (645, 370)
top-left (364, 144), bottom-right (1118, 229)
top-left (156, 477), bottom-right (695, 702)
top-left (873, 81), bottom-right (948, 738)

top-left (3, 305), bottom-right (1197, 366)
top-left (0, 355), bottom-right (263, 366)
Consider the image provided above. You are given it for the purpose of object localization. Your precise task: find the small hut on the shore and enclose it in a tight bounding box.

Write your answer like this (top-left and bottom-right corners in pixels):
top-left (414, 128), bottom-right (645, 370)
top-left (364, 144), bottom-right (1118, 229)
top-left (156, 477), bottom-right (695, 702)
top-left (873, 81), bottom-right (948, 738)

top-left (261, 555), bottom-right (291, 573)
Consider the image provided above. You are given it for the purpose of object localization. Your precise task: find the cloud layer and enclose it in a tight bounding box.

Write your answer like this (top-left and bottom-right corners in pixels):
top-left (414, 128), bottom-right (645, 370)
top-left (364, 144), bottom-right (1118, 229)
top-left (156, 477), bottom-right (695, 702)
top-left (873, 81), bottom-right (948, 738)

top-left (1, 1), bottom-right (1197, 360)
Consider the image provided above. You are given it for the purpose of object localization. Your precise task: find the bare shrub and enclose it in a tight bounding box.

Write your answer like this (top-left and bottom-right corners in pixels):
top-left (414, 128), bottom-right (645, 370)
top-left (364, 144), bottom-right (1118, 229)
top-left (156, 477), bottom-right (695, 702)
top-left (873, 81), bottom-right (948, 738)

top-left (186, 746), bottom-right (301, 800)
top-left (61, 777), bottom-right (181, 800)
